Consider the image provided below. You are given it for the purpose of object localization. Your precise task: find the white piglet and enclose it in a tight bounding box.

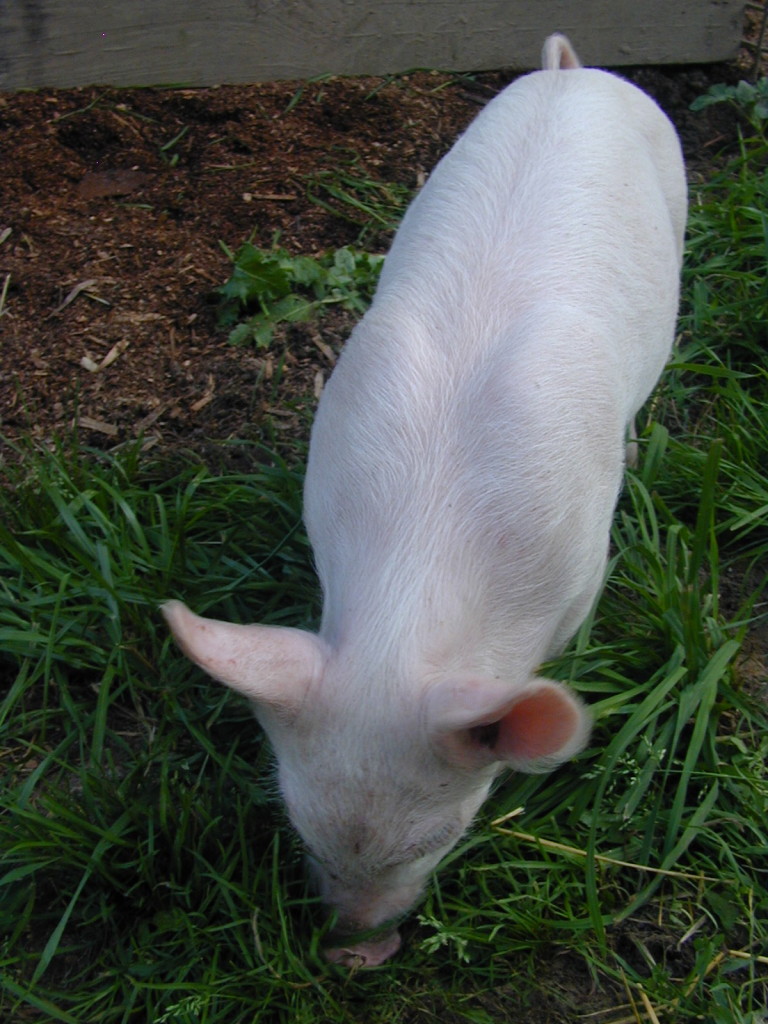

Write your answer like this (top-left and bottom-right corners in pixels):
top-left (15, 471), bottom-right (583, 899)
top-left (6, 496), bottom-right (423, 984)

top-left (163, 34), bottom-right (686, 967)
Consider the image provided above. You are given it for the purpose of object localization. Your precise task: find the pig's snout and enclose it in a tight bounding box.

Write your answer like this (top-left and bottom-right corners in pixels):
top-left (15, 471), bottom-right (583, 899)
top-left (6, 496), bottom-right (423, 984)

top-left (324, 928), bottom-right (402, 968)
top-left (308, 853), bottom-right (422, 967)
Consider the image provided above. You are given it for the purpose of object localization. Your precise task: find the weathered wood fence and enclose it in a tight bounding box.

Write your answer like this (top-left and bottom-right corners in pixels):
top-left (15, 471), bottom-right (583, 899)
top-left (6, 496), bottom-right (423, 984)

top-left (1, 0), bottom-right (746, 91)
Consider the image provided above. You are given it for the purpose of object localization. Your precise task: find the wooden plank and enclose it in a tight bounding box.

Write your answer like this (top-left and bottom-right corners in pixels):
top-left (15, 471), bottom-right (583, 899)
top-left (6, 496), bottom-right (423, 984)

top-left (0, 0), bottom-right (745, 92)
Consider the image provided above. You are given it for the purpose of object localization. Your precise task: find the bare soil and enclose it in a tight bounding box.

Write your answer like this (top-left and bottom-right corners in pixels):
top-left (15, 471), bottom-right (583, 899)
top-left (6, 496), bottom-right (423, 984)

top-left (0, 42), bottom-right (760, 467)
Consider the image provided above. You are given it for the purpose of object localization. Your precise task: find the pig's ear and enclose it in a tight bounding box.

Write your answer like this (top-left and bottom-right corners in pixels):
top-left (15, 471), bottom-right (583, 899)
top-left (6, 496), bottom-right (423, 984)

top-left (162, 600), bottom-right (325, 714)
top-left (428, 676), bottom-right (590, 772)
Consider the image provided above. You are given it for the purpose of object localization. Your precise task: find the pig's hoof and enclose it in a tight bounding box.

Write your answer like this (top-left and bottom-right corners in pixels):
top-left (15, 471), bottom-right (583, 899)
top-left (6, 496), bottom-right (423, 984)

top-left (324, 929), bottom-right (401, 968)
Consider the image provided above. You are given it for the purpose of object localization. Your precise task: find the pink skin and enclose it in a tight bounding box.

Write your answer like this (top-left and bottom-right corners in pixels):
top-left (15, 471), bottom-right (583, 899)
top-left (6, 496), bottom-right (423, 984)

top-left (324, 929), bottom-right (402, 968)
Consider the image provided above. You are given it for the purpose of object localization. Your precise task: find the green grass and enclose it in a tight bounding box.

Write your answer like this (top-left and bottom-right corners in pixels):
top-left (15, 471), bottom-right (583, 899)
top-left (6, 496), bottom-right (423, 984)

top-left (304, 149), bottom-right (412, 245)
top-left (2, 100), bottom-right (768, 1023)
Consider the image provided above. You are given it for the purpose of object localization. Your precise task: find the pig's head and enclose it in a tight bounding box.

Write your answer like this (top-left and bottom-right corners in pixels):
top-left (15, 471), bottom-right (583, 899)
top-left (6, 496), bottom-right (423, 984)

top-left (162, 600), bottom-right (590, 967)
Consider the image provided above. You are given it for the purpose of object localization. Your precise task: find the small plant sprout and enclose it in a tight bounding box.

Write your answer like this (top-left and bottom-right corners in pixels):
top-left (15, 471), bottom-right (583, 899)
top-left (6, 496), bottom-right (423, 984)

top-left (217, 237), bottom-right (384, 347)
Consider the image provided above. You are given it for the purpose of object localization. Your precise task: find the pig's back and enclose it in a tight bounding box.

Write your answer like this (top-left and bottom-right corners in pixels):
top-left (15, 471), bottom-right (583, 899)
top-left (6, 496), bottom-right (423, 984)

top-left (304, 67), bottom-right (685, 657)
top-left (373, 67), bottom-right (685, 406)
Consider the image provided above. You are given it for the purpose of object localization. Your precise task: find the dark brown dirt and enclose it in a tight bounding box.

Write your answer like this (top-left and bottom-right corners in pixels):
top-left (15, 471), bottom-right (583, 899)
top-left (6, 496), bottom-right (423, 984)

top-left (0, 45), bottom-right (759, 468)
